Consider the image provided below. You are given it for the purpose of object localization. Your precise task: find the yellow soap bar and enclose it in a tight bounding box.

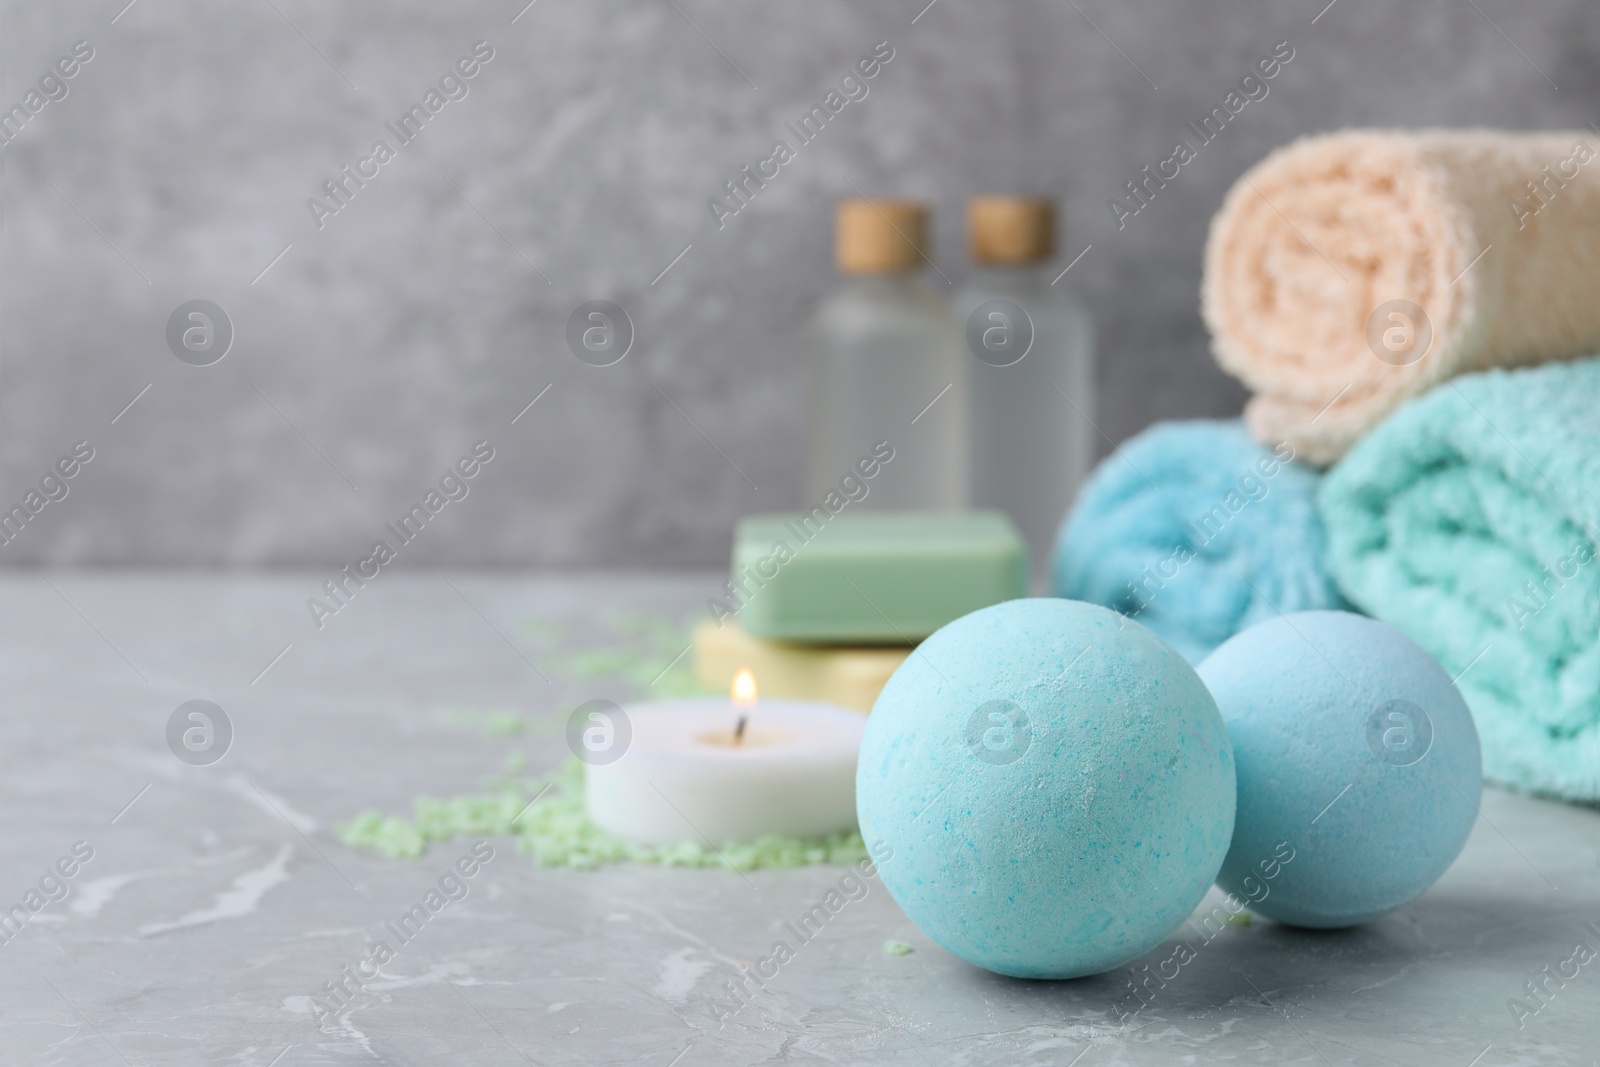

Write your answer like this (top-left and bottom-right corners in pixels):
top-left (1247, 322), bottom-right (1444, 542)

top-left (692, 620), bottom-right (912, 712)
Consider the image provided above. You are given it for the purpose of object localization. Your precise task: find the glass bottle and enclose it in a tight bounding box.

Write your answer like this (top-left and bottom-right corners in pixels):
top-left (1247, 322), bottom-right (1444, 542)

top-left (806, 199), bottom-right (967, 510)
top-left (955, 196), bottom-right (1095, 577)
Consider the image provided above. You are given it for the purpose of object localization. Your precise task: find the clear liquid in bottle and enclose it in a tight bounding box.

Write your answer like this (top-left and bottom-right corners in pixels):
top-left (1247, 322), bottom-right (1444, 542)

top-left (955, 197), bottom-right (1095, 576)
top-left (807, 199), bottom-right (967, 510)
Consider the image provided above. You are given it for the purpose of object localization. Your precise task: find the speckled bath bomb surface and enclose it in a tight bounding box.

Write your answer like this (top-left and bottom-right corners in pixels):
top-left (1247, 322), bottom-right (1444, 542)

top-left (1198, 611), bottom-right (1482, 928)
top-left (857, 599), bottom-right (1236, 979)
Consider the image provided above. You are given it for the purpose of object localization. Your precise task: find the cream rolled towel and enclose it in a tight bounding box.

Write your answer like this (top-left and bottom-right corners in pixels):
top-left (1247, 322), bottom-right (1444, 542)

top-left (1203, 128), bottom-right (1600, 466)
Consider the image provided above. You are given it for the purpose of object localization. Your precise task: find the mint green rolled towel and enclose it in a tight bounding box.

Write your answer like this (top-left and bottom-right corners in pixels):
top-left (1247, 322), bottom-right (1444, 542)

top-left (1319, 357), bottom-right (1600, 802)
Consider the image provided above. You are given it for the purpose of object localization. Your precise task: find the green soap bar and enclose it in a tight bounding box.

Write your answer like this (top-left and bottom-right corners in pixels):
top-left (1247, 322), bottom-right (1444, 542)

top-left (732, 511), bottom-right (1028, 642)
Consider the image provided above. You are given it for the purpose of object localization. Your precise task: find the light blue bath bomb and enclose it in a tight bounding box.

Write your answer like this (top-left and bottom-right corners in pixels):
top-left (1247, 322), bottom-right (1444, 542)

top-left (1197, 611), bottom-right (1481, 928)
top-left (856, 598), bottom-right (1236, 979)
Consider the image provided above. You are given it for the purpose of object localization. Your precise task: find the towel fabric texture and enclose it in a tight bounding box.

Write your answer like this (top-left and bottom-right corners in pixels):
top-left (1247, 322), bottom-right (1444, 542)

top-left (1319, 357), bottom-right (1600, 802)
top-left (1204, 129), bottom-right (1600, 466)
top-left (1052, 420), bottom-right (1345, 664)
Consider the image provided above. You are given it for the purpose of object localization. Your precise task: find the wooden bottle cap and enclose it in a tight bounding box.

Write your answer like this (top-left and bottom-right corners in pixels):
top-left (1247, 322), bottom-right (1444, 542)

top-left (969, 196), bottom-right (1054, 264)
top-left (835, 199), bottom-right (930, 274)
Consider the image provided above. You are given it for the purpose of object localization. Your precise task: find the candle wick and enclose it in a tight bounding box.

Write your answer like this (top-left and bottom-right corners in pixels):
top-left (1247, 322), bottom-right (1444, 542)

top-left (734, 715), bottom-right (748, 744)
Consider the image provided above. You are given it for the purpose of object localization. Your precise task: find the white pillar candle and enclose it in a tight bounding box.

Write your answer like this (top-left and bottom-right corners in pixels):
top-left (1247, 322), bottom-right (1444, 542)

top-left (584, 688), bottom-right (865, 846)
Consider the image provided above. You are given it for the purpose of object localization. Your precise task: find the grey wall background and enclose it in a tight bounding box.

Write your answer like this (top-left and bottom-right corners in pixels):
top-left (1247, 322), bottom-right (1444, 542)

top-left (2, 0), bottom-right (1595, 568)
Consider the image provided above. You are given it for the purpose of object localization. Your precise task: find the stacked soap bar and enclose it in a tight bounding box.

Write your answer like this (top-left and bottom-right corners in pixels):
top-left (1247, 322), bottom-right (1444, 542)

top-left (734, 511), bottom-right (1029, 641)
top-left (693, 511), bottom-right (1029, 710)
top-left (693, 619), bottom-right (912, 712)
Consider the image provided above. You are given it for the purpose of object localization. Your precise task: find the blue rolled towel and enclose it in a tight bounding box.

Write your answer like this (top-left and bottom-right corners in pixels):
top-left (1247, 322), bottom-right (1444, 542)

top-left (1320, 357), bottom-right (1600, 803)
top-left (1052, 419), bottom-right (1346, 663)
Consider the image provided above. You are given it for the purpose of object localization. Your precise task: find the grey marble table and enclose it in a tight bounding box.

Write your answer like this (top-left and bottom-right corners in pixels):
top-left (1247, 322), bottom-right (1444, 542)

top-left (0, 572), bottom-right (1595, 1066)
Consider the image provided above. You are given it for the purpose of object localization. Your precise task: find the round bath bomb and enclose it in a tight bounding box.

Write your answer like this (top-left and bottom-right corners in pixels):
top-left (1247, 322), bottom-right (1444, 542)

top-left (856, 598), bottom-right (1235, 979)
top-left (1197, 611), bottom-right (1481, 928)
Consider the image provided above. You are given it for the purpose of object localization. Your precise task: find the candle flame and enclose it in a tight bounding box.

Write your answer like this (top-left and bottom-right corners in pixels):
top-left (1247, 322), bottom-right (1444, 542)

top-left (731, 668), bottom-right (757, 707)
